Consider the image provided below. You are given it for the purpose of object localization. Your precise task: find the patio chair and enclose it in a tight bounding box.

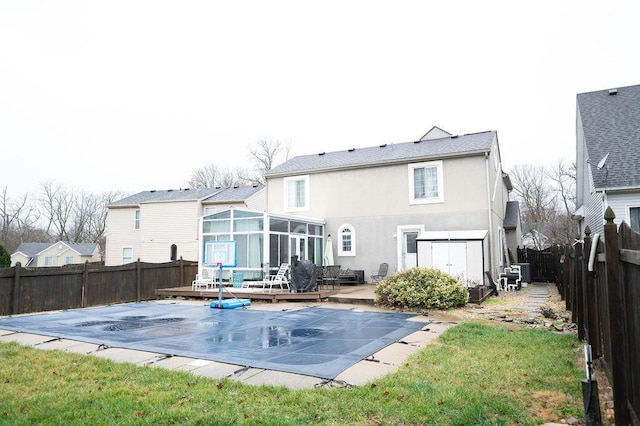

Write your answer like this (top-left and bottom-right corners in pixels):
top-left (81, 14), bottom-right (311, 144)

top-left (319, 265), bottom-right (341, 290)
top-left (370, 263), bottom-right (388, 284)
top-left (262, 263), bottom-right (290, 290)
top-left (192, 268), bottom-right (216, 290)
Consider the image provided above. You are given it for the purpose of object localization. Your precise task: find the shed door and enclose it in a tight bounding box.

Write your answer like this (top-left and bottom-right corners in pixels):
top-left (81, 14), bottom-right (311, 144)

top-left (432, 242), bottom-right (467, 282)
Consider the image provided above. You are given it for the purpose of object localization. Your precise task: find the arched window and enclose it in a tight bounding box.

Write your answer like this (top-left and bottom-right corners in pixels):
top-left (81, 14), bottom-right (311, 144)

top-left (338, 224), bottom-right (356, 256)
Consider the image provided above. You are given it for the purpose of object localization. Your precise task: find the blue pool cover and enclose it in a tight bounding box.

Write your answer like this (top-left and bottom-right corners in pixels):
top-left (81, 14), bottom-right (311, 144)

top-left (0, 303), bottom-right (428, 379)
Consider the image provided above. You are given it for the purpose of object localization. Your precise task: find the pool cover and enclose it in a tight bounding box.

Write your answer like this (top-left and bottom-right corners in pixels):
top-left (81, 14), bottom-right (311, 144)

top-left (0, 303), bottom-right (427, 379)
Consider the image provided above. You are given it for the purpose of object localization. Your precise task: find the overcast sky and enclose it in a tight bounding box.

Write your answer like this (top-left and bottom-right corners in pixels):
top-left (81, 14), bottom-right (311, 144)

top-left (1, 1), bottom-right (639, 197)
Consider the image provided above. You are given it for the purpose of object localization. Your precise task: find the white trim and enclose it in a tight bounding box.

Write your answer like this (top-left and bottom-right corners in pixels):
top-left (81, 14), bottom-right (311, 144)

top-left (122, 247), bottom-right (134, 264)
top-left (627, 204), bottom-right (640, 232)
top-left (337, 224), bottom-right (356, 256)
top-left (283, 175), bottom-right (310, 212)
top-left (396, 224), bottom-right (425, 271)
top-left (134, 210), bottom-right (140, 230)
top-left (408, 160), bottom-right (444, 205)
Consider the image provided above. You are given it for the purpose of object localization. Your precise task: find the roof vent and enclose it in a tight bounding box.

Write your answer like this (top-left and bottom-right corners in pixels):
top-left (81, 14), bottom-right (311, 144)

top-left (413, 140), bottom-right (422, 144)
top-left (609, 88), bottom-right (618, 96)
top-left (233, 185), bottom-right (239, 189)
top-left (167, 189), bottom-right (173, 192)
top-left (348, 148), bottom-right (355, 152)
top-left (150, 190), bottom-right (156, 193)
top-left (318, 152), bottom-right (325, 156)
top-left (451, 135), bottom-right (459, 139)
top-left (379, 144), bottom-right (387, 148)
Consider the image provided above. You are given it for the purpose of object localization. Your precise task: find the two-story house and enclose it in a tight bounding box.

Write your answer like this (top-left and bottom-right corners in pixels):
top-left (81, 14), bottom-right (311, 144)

top-left (11, 242), bottom-right (101, 267)
top-left (575, 84), bottom-right (640, 236)
top-left (262, 127), bottom-right (519, 283)
top-left (105, 185), bottom-right (265, 265)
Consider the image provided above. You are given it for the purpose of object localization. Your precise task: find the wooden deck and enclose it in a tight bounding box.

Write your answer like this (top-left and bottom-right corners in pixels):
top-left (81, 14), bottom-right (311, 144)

top-left (155, 286), bottom-right (339, 303)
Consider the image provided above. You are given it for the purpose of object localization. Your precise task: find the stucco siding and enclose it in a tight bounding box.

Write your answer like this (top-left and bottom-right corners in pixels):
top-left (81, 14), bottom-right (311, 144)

top-left (268, 155), bottom-right (489, 219)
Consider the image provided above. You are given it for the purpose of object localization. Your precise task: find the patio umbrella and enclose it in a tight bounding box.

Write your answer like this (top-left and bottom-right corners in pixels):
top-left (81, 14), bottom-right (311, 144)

top-left (323, 235), bottom-right (334, 266)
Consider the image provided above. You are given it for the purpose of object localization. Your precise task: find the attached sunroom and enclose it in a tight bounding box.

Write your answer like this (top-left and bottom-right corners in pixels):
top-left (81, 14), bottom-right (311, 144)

top-left (198, 208), bottom-right (325, 281)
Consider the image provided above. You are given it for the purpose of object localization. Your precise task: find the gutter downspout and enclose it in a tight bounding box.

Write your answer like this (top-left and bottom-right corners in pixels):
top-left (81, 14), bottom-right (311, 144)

top-left (485, 152), bottom-right (495, 276)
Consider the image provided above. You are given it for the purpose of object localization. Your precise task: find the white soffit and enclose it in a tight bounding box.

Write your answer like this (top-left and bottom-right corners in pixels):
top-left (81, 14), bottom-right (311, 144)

top-left (418, 230), bottom-right (488, 241)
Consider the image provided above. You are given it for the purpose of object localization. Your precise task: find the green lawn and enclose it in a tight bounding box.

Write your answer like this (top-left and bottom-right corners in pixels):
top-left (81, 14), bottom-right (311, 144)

top-left (0, 322), bottom-right (584, 425)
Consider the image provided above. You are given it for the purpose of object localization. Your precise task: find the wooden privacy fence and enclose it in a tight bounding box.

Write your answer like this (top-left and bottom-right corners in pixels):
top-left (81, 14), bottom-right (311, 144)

top-left (563, 207), bottom-right (640, 426)
top-left (516, 246), bottom-right (560, 283)
top-left (0, 258), bottom-right (198, 316)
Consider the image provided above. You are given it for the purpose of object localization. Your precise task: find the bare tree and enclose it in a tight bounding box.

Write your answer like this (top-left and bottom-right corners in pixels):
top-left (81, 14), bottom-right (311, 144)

top-left (248, 138), bottom-right (291, 182)
top-left (187, 163), bottom-right (252, 189)
top-left (0, 187), bottom-right (43, 252)
top-left (509, 162), bottom-right (578, 249)
top-left (40, 182), bottom-right (76, 241)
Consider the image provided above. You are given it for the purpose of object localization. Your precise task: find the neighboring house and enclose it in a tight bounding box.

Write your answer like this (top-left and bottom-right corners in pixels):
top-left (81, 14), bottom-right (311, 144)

top-left (105, 185), bottom-right (265, 266)
top-left (263, 127), bottom-right (520, 284)
top-left (504, 200), bottom-right (523, 258)
top-left (11, 242), bottom-right (101, 267)
top-left (575, 84), bottom-right (640, 237)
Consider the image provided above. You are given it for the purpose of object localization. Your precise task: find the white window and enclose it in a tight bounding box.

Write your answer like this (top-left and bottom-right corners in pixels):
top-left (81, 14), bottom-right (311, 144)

top-left (629, 206), bottom-right (640, 233)
top-left (134, 210), bottom-right (140, 230)
top-left (409, 161), bottom-right (444, 204)
top-left (337, 224), bottom-right (356, 256)
top-left (65, 256), bottom-right (74, 265)
top-left (122, 248), bottom-right (134, 264)
top-left (44, 256), bottom-right (54, 266)
top-left (204, 206), bottom-right (217, 216)
top-left (284, 175), bottom-right (309, 211)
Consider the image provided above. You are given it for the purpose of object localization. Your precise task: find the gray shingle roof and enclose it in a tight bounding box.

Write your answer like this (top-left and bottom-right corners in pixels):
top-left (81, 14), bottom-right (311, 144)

top-left (109, 187), bottom-right (226, 207)
top-left (266, 131), bottom-right (496, 176)
top-left (504, 201), bottom-right (520, 230)
top-left (13, 242), bottom-right (98, 260)
top-left (577, 84), bottom-right (640, 190)
top-left (13, 243), bottom-right (51, 257)
top-left (202, 185), bottom-right (264, 202)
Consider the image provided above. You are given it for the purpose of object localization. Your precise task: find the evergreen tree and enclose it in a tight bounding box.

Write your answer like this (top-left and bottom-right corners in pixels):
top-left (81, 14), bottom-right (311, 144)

top-left (0, 244), bottom-right (10, 267)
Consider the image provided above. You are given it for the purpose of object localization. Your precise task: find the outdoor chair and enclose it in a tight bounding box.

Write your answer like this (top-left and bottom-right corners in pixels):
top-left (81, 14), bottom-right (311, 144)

top-left (319, 265), bottom-right (341, 289)
top-left (192, 268), bottom-right (216, 290)
top-left (261, 263), bottom-right (290, 290)
top-left (370, 262), bottom-right (388, 284)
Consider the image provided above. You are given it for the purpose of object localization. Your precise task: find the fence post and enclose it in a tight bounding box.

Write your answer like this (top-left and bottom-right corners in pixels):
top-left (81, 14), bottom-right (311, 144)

top-left (179, 256), bottom-right (184, 286)
top-left (136, 259), bottom-right (141, 303)
top-left (583, 227), bottom-right (600, 357)
top-left (82, 261), bottom-right (89, 308)
top-left (574, 240), bottom-right (584, 340)
top-left (11, 262), bottom-right (21, 315)
top-left (603, 207), bottom-right (629, 425)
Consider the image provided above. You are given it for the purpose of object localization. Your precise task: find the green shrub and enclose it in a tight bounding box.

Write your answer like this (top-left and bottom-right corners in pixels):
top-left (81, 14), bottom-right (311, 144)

top-left (0, 244), bottom-right (10, 268)
top-left (375, 267), bottom-right (468, 310)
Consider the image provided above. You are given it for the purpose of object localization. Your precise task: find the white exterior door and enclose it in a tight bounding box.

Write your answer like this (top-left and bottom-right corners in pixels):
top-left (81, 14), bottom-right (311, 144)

top-left (432, 242), bottom-right (467, 282)
top-left (290, 235), bottom-right (307, 261)
top-left (402, 231), bottom-right (419, 269)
